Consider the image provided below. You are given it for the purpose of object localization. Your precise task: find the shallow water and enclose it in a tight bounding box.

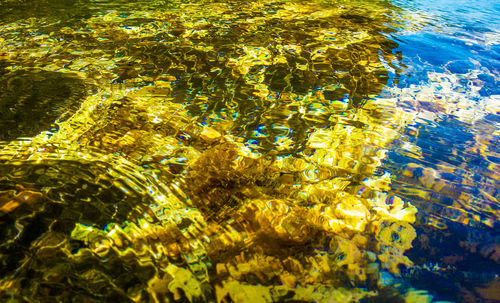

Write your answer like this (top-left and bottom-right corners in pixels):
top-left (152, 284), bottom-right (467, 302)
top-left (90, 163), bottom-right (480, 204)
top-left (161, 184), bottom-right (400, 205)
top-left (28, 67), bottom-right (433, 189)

top-left (0, 0), bottom-right (498, 302)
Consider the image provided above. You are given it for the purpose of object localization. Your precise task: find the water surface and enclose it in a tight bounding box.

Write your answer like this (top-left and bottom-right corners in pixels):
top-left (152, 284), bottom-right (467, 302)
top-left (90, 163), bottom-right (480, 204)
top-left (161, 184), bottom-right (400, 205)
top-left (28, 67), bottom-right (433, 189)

top-left (0, 0), bottom-right (498, 302)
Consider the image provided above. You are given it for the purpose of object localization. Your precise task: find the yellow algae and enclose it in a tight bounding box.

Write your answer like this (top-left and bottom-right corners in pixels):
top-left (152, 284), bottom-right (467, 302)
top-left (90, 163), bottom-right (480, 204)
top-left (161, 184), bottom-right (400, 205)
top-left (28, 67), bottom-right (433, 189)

top-left (216, 280), bottom-right (272, 303)
top-left (166, 265), bottom-right (205, 301)
top-left (200, 126), bottom-right (222, 142)
top-left (371, 193), bottom-right (418, 223)
top-left (404, 290), bottom-right (434, 303)
top-left (376, 222), bottom-right (417, 273)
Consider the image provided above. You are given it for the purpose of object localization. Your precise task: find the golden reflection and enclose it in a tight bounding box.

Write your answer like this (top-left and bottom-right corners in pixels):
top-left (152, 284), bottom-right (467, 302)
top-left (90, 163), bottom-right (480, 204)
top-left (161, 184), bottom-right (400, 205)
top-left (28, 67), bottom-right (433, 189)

top-left (0, 0), bottom-right (440, 302)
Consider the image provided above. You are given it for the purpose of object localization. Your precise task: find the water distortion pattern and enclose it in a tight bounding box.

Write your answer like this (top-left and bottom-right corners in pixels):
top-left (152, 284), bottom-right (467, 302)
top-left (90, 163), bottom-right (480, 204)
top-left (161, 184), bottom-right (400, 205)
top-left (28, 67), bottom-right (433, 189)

top-left (0, 0), bottom-right (498, 302)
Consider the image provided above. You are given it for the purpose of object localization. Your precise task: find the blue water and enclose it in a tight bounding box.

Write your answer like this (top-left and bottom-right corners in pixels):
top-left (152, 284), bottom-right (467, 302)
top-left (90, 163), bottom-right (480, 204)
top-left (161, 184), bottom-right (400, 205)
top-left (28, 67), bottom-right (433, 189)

top-left (393, 0), bottom-right (499, 87)
top-left (382, 1), bottom-right (500, 301)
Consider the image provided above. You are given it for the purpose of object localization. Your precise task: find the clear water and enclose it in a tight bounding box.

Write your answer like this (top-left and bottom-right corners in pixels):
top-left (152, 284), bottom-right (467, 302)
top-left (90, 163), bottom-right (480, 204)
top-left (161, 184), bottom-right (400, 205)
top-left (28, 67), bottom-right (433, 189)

top-left (0, 0), bottom-right (498, 302)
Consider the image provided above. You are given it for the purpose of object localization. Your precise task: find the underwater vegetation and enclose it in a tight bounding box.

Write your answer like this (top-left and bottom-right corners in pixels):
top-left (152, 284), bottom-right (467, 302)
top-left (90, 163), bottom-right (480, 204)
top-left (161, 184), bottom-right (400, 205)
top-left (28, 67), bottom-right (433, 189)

top-left (0, 0), bottom-right (498, 302)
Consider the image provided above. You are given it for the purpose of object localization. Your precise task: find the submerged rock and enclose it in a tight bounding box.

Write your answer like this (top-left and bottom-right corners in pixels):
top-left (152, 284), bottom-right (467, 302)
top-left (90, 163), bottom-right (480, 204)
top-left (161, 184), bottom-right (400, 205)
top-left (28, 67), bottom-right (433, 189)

top-left (0, 69), bottom-right (88, 141)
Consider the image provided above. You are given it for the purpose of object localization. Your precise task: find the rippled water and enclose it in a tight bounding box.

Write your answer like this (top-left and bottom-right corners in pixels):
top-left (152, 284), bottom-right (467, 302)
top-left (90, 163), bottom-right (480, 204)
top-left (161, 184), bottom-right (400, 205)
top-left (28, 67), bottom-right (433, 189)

top-left (0, 0), bottom-right (498, 302)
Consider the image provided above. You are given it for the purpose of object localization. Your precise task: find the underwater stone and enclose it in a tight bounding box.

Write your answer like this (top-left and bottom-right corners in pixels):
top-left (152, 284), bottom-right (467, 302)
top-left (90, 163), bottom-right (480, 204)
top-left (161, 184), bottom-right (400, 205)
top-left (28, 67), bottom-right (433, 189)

top-left (0, 69), bottom-right (88, 141)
